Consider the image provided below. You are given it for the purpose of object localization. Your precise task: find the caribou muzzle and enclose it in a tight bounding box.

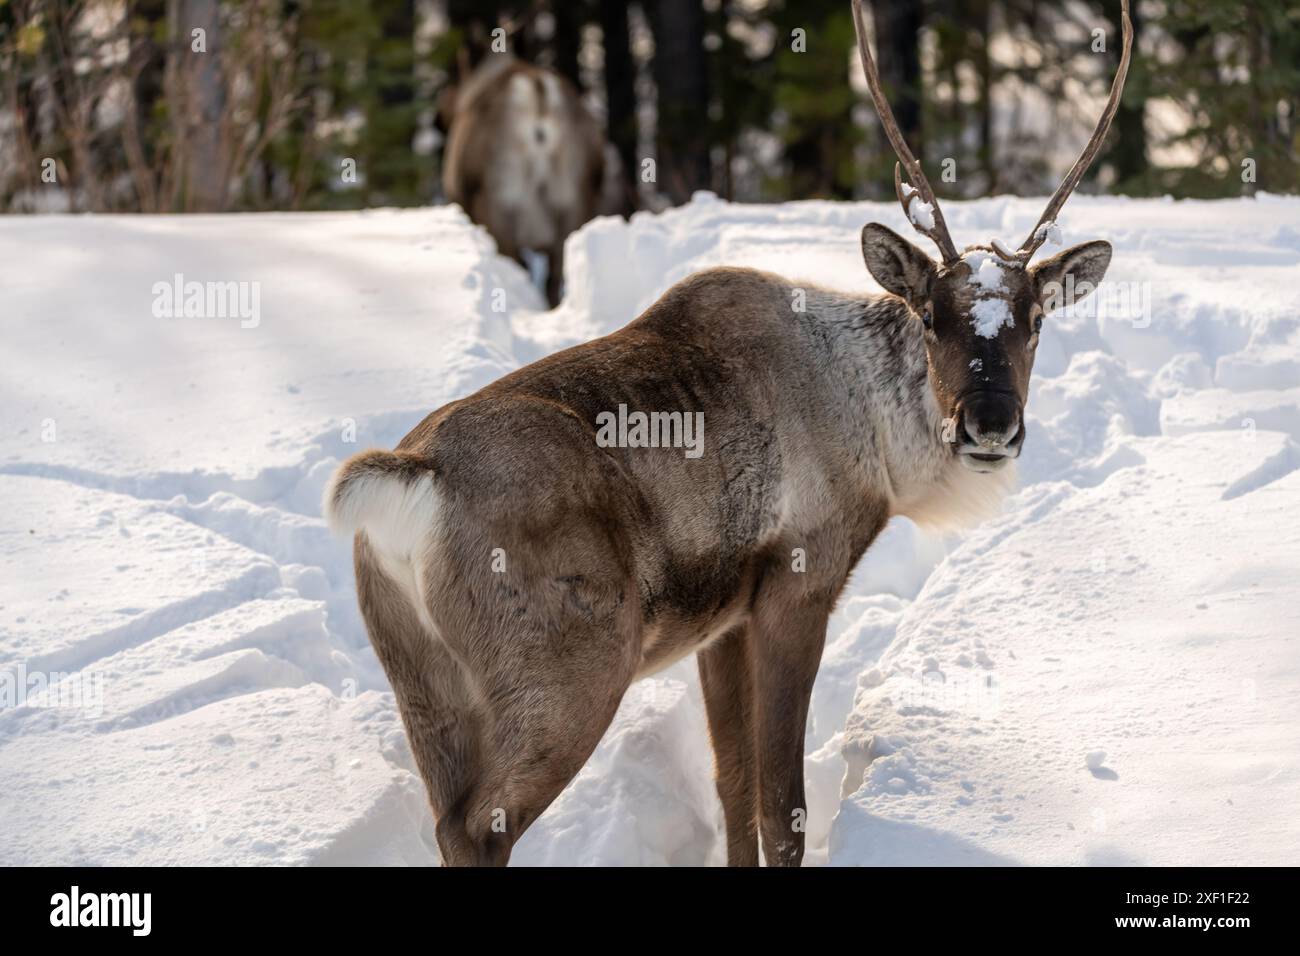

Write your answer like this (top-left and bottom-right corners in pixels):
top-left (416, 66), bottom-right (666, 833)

top-left (954, 390), bottom-right (1024, 472)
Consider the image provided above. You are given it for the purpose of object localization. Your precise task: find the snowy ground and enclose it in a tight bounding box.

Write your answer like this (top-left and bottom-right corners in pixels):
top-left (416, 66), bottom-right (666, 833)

top-left (2, 194), bottom-right (1298, 866)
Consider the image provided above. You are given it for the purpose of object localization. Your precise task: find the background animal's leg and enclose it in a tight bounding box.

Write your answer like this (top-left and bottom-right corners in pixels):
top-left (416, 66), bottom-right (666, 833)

top-left (698, 626), bottom-right (759, 866)
top-left (544, 241), bottom-right (565, 307)
top-left (470, 193), bottom-right (525, 268)
top-left (750, 590), bottom-right (830, 867)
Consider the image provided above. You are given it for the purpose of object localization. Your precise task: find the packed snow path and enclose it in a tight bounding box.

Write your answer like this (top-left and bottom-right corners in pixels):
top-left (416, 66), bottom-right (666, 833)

top-left (1, 196), bottom-right (1297, 865)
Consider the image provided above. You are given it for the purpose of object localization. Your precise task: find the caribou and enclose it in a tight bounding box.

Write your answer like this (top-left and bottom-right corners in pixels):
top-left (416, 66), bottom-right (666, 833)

top-left (440, 54), bottom-right (606, 307)
top-left (326, 0), bottom-right (1133, 865)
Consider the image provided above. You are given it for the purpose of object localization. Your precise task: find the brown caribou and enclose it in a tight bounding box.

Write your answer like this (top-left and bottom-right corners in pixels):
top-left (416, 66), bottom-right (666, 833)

top-left (441, 54), bottom-right (605, 307)
top-left (327, 0), bottom-right (1132, 865)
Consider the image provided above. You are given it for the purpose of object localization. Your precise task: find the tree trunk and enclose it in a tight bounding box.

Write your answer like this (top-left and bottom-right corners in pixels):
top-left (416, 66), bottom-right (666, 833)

top-left (550, 0), bottom-right (583, 90)
top-left (1, 2), bottom-right (46, 204)
top-left (600, 0), bottom-right (638, 214)
top-left (366, 0), bottom-right (417, 205)
top-left (650, 0), bottom-right (710, 204)
top-left (870, 0), bottom-right (924, 159)
top-left (969, 0), bottom-right (994, 194)
top-left (1107, 0), bottom-right (1146, 190)
top-left (124, 0), bottom-right (168, 210)
top-left (174, 0), bottom-right (226, 211)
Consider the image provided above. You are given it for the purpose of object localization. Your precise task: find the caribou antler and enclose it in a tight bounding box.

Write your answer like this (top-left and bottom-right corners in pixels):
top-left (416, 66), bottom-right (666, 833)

top-left (852, 0), bottom-right (1134, 265)
top-left (1018, 0), bottom-right (1134, 260)
top-left (851, 0), bottom-right (959, 264)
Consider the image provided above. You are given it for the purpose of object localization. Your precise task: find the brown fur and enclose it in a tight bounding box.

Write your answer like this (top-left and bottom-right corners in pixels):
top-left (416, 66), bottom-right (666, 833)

top-left (861, 223), bottom-right (1112, 463)
top-left (328, 224), bottom-right (1113, 866)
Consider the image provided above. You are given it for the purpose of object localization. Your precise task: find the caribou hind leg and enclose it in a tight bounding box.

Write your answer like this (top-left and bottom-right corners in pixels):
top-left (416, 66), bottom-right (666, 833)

top-left (353, 535), bottom-right (485, 857)
top-left (434, 641), bottom-right (636, 865)
top-left (358, 531), bottom-right (639, 866)
top-left (421, 526), bottom-right (642, 865)
top-left (430, 618), bottom-right (640, 864)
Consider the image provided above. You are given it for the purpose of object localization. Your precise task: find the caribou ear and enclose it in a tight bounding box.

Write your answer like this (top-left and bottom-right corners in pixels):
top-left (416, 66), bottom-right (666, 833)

top-left (860, 223), bottom-right (936, 311)
top-left (1031, 240), bottom-right (1111, 313)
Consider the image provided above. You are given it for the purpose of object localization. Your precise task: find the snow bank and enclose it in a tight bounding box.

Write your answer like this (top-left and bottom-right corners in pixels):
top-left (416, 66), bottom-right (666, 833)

top-left (2, 193), bottom-right (1298, 865)
top-left (833, 432), bottom-right (1300, 866)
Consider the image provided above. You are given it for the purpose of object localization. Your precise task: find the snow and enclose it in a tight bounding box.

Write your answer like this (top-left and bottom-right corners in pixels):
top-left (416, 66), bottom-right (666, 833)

top-left (970, 296), bottom-right (1015, 338)
top-left (902, 184), bottom-right (935, 231)
top-left (2, 193), bottom-right (1299, 866)
top-left (832, 430), bottom-right (1300, 866)
top-left (966, 249), bottom-right (1011, 293)
top-left (962, 249), bottom-right (1017, 338)
top-left (1033, 220), bottom-right (1064, 248)
top-left (990, 236), bottom-right (1019, 259)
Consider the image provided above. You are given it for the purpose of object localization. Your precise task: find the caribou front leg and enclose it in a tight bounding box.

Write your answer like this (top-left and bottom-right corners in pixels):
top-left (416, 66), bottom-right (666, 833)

top-left (698, 626), bottom-right (759, 866)
top-left (751, 585), bottom-right (831, 867)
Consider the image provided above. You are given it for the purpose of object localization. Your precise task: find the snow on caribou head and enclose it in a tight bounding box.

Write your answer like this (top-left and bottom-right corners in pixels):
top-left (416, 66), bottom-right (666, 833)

top-left (850, 0), bottom-right (1131, 473)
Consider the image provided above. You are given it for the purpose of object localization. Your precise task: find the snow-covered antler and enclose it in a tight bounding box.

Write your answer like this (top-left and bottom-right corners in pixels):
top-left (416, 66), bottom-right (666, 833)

top-left (1017, 0), bottom-right (1134, 261)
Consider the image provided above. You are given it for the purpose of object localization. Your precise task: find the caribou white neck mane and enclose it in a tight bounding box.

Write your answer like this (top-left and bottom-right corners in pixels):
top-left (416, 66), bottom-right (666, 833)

top-left (804, 285), bottom-right (1018, 532)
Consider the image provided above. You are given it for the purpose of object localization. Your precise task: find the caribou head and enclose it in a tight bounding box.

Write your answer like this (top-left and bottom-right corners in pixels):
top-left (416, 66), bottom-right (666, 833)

top-left (851, 0), bottom-right (1132, 473)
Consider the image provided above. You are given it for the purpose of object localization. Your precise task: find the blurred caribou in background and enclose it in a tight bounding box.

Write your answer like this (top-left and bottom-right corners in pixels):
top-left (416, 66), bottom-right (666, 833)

top-left (440, 54), bottom-right (607, 308)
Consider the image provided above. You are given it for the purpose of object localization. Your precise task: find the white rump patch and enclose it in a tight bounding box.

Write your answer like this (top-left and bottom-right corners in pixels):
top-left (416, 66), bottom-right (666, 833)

top-left (323, 460), bottom-right (439, 560)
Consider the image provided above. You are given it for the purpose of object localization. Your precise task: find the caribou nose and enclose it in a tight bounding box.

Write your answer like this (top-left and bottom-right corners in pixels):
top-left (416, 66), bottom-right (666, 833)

top-left (962, 392), bottom-right (1021, 449)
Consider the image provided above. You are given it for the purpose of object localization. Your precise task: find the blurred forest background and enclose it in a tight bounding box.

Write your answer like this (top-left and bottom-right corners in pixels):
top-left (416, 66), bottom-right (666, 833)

top-left (0, 0), bottom-right (1296, 214)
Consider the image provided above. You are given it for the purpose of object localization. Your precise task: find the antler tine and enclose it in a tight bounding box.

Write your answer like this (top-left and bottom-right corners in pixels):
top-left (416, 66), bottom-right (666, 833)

top-left (1019, 0), bottom-right (1134, 260)
top-left (851, 0), bottom-right (959, 264)
top-left (892, 161), bottom-right (912, 212)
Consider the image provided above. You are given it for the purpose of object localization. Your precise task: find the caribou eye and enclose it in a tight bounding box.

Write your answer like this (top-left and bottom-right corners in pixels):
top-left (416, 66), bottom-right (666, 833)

top-left (1030, 304), bottom-right (1044, 334)
top-left (921, 305), bottom-right (934, 331)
